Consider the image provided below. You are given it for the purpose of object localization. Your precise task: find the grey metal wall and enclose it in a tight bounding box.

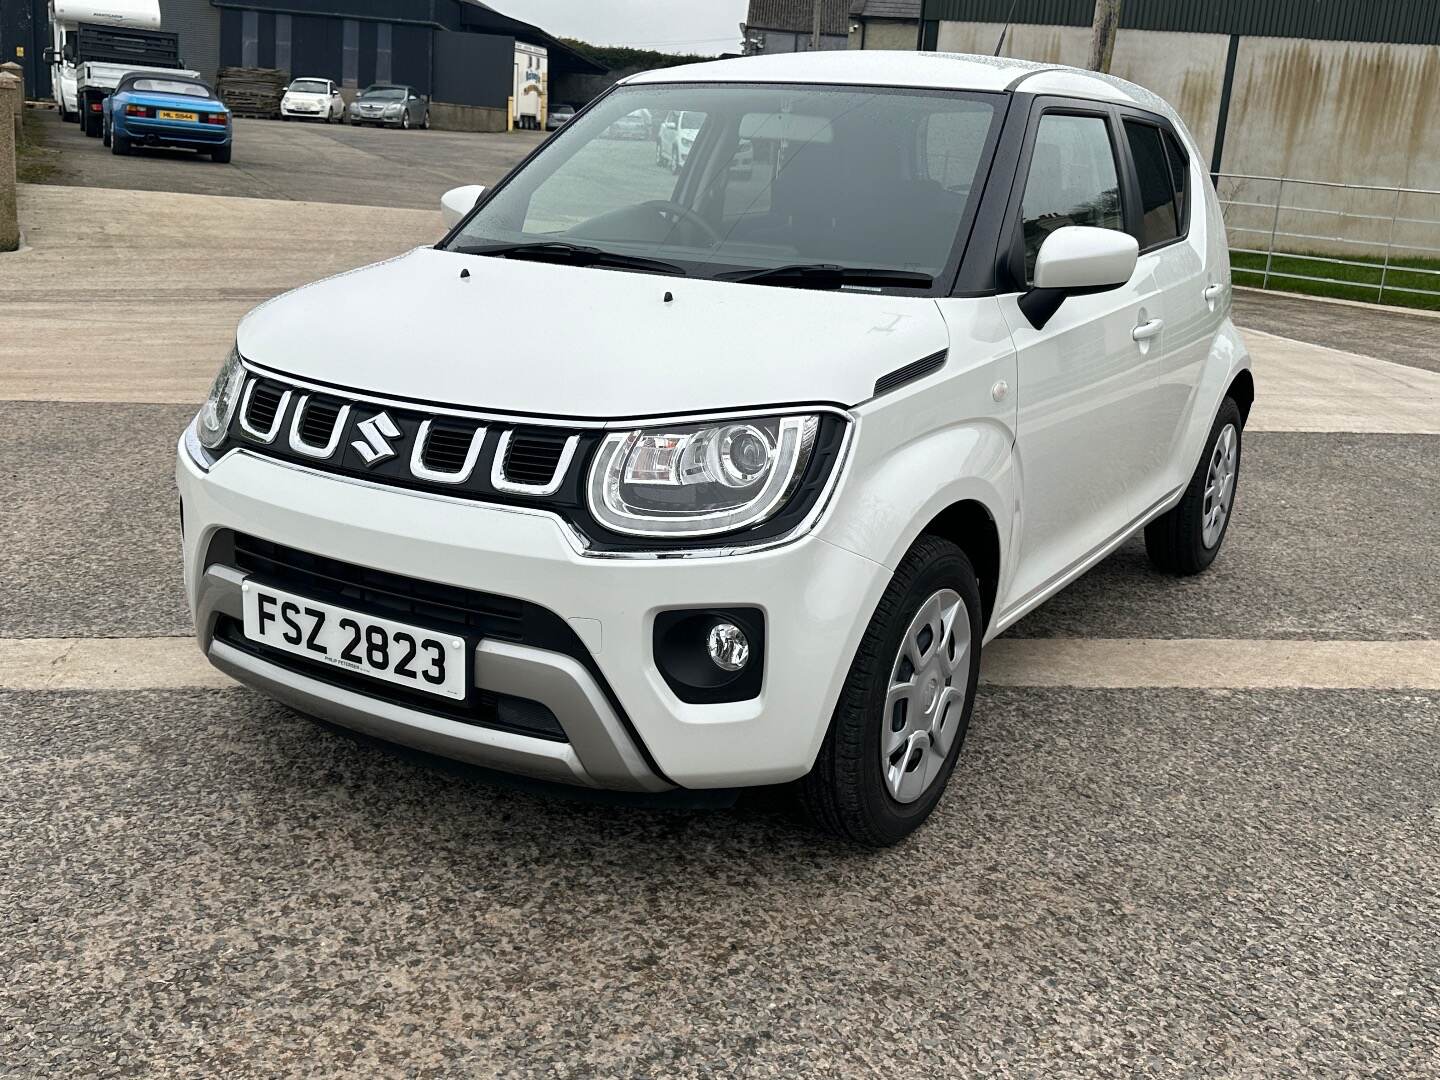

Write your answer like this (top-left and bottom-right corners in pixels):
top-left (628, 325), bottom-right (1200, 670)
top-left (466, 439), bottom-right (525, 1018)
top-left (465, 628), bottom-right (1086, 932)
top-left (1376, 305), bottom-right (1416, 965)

top-left (160, 0), bottom-right (222, 82)
top-left (921, 0), bottom-right (1440, 46)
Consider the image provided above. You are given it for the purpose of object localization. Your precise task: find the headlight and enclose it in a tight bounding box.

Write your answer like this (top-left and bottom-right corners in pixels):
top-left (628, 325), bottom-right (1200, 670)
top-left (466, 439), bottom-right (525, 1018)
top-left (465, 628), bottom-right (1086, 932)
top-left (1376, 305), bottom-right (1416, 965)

top-left (197, 346), bottom-right (245, 450)
top-left (587, 414), bottom-right (819, 537)
top-left (385, 104), bottom-right (402, 115)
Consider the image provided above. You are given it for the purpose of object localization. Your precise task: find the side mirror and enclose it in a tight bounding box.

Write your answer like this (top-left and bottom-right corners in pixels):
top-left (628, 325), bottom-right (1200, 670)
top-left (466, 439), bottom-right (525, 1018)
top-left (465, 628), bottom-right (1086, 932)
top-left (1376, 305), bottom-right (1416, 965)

top-left (1019, 226), bottom-right (1138, 330)
top-left (43, 47), bottom-right (59, 64)
top-left (440, 184), bottom-right (485, 229)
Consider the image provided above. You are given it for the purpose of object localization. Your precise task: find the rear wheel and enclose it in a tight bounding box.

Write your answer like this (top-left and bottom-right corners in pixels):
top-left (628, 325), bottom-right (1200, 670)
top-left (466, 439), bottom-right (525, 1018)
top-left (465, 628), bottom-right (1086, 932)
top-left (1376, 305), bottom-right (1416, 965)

top-left (210, 143), bottom-right (232, 163)
top-left (82, 103), bottom-right (101, 137)
top-left (1145, 397), bottom-right (1243, 575)
top-left (798, 535), bottom-right (983, 847)
top-left (111, 130), bottom-right (130, 155)
top-left (101, 115), bottom-right (111, 147)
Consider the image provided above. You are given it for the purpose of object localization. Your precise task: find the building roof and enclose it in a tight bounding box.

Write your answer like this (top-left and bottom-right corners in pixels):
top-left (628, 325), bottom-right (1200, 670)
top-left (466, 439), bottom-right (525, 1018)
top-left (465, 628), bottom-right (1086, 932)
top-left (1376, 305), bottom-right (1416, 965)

top-left (744, 0), bottom-right (850, 35)
top-left (456, 1), bottom-right (606, 73)
top-left (920, 0), bottom-right (1440, 48)
top-left (851, 0), bottom-right (922, 20)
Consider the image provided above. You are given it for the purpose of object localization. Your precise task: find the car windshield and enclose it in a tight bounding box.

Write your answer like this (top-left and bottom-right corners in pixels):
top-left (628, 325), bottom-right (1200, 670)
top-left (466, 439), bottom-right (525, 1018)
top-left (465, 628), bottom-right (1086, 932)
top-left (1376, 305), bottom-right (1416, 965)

top-left (289, 80), bottom-right (328, 94)
top-left (443, 83), bottom-right (1002, 290)
top-left (132, 79), bottom-right (212, 98)
top-left (363, 88), bottom-right (406, 101)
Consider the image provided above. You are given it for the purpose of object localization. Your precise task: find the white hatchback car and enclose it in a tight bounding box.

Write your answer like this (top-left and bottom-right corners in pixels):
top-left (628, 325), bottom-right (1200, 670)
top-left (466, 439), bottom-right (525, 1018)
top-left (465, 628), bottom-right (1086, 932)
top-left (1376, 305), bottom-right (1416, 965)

top-left (280, 77), bottom-right (345, 122)
top-left (179, 52), bottom-right (1252, 846)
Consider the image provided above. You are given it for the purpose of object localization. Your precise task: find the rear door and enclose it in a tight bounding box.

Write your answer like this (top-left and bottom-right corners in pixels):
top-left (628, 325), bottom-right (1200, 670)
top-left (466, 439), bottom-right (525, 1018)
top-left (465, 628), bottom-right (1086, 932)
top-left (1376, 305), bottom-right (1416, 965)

top-left (1117, 112), bottom-right (1216, 491)
top-left (999, 100), bottom-right (1171, 607)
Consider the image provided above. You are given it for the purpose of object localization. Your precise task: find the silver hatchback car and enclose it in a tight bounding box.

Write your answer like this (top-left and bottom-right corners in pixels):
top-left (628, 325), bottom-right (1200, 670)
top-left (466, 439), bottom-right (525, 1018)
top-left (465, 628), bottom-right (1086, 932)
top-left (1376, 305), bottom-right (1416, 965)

top-left (348, 85), bottom-right (430, 129)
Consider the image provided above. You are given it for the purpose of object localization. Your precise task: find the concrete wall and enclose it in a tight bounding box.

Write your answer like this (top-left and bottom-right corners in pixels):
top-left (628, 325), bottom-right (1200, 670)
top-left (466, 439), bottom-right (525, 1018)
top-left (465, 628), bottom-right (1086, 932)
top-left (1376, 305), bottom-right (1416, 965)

top-left (850, 20), bottom-right (920, 50)
top-left (936, 22), bottom-right (1228, 161)
top-left (428, 100), bottom-right (507, 133)
top-left (936, 20), bottom-right (1440, 259)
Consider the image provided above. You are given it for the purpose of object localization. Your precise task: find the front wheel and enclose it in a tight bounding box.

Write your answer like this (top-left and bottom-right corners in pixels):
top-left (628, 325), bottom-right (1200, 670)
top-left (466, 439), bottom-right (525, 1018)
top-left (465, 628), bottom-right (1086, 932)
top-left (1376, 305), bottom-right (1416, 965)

top-left (1145, 397), bottom-right (1243, 575)
top-left (798, 535), bottom-right (983, 847)
top-left (400, 111), bottom-right (410, 130)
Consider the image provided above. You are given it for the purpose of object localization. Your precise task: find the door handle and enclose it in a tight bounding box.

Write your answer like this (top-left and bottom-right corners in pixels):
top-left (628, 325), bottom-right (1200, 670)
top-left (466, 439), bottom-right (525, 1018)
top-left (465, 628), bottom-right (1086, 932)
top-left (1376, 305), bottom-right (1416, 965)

top-left (1131, 318), bottom-right (1164, 342)
top-left (1203, 284), bottom-right (1225, 303)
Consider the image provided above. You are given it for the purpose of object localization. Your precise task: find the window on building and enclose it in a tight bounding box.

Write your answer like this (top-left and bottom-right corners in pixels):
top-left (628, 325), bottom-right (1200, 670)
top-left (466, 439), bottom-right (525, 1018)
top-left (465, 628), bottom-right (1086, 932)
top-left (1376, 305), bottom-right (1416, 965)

top-left (342, 19), bottom-right (359, 88)
top-left (1123, 120), bottom-right (1180, 249)
top-left (240, 10), bottom-right (258, 68)
top-left (275, 14), bottom-right (291, 74)
top-left (1020, 113), bottom-right (1124, 281)
top-left (376, 23), bottom-right (392, 85)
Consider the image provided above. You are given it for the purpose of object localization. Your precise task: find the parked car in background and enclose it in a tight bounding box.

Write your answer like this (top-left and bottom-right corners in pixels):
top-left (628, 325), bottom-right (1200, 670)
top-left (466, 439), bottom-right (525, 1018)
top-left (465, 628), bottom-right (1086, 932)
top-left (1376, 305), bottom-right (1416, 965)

top-left (656, 109), bottom-right (703, 172)
top-left (547, 104), bottom-right (575, 130)
top-left (179, 52), bottom-right (1250, 847)
top-left (281, 77), bottom-right (344, 122)
top-left (103, 73), bottom-right (231, 162)
top-left (605, 108), bottom-right (650, 140)
top-left (348, 84), bottom-right (429, 129)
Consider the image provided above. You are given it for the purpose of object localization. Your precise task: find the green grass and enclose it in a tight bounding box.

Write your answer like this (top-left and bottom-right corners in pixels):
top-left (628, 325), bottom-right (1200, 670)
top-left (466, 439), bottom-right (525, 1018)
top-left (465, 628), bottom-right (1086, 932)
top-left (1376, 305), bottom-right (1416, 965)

top-left (16, 108), bottom-right (66, 185)
top-left (1230, 248), bottom-right (1440, 312)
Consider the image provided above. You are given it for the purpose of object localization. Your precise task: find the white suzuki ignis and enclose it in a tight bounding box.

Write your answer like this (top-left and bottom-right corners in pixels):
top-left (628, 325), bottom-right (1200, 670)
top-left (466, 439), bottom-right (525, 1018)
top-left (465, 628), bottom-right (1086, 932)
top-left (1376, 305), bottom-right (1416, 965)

top-left (179, 52), bottom-right (1252, 846)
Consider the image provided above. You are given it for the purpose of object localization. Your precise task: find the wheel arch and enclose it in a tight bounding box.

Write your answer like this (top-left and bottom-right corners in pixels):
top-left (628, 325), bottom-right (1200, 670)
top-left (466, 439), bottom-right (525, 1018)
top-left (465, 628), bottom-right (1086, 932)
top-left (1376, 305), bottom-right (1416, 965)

top-left (918, 500), bottom-right (1002, 633)
top-left (1227, 367), bottom-right (1255, 427)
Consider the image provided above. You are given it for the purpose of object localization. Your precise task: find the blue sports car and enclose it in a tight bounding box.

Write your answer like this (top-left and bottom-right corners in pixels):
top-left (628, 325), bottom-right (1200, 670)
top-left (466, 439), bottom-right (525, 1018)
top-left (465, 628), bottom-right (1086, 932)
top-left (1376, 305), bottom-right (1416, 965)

top-left (103, 73), bottom-right (233, 163)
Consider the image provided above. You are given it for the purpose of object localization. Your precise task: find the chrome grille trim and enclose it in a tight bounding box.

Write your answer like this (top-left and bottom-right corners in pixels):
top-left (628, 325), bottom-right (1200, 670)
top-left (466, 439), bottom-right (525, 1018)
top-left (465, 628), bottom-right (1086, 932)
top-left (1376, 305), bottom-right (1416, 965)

top-left (491, 429), bottom-right (580, 496)
top-left (411, 419), bottom-right (487, 484)
top-left (287, 394), bottom-right (351, 460)
top-left (237, 379), bottom-right (291, 444)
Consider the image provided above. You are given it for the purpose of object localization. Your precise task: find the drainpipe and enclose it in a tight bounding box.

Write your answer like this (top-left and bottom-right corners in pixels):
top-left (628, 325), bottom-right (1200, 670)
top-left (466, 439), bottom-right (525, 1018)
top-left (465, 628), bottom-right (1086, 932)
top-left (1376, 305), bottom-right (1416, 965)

top-left (1209, 33), bottom-right (1241, 183)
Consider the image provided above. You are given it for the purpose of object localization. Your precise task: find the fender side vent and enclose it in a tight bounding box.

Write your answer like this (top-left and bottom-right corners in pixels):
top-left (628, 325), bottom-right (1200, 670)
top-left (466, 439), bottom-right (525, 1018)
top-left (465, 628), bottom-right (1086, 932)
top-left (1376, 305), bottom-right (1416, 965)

top-left (873, 350), bottom-right (947, 397)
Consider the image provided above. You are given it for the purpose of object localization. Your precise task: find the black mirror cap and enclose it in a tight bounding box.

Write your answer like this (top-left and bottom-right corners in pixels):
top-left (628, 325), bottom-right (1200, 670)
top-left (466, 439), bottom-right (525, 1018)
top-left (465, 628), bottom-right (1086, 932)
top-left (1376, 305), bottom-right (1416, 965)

top-left (1017, 281), bottom-right (1125, 331)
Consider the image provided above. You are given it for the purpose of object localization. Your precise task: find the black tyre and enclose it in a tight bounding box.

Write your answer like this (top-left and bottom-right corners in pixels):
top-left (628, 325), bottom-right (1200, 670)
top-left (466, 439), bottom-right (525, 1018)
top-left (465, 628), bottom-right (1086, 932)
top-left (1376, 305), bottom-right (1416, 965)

top-left (401, 111), bottom-right (410, 130)
top-left (111, 131), bottom-right (130, 155)
top-left (1145, 397), bottom-right (1243, 575)
top-left (101, 117), bottom-right (111, 147)
top-left (83, 105), bottom-right (101, 137)
top-left (799, 535), bottom-right (983, 847)
top-left (210, 143), bottom-right (232, 163)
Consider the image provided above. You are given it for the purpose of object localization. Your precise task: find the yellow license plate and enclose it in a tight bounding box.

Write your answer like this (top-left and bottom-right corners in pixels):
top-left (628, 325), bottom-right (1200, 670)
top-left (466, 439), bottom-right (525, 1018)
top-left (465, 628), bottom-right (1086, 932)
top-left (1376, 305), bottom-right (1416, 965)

top-left (158, 109), bottom-right (198, 122)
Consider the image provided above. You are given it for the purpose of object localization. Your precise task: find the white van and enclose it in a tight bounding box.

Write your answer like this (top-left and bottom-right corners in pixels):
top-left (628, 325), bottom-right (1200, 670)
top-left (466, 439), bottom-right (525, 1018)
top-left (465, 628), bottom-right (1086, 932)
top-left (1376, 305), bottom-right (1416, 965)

top-left (45, 0), bottom-right (161, 121)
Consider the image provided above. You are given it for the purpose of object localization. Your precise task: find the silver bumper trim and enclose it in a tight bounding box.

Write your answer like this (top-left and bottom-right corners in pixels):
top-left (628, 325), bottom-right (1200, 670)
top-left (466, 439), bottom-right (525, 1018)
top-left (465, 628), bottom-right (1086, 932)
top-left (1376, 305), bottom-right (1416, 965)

top-left (196, 565), bottom-right (670, 792)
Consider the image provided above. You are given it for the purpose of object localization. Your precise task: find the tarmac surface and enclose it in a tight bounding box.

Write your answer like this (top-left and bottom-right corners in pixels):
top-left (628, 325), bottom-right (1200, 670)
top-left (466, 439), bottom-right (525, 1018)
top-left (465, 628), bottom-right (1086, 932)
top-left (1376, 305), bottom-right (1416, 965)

top-left (27, 108), bottom-right (548, 210)
top-left (3, 150), bottom-right (1439, 1076)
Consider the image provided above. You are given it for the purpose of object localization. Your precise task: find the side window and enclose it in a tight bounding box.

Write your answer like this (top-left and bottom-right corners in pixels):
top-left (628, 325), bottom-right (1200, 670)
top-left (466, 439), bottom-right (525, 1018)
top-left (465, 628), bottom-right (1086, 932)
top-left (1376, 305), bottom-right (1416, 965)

top-left (1020, 113), bottom-right (1124, 281)
top-left (1162, 128), bottom-right (1189, 232)
top-left (1123, 120), bottom-right (1180, 249)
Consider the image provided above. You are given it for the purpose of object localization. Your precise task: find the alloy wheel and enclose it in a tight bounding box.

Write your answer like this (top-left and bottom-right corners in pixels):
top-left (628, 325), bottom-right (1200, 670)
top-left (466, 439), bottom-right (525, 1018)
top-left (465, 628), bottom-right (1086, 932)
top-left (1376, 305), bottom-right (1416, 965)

top-left (1202, 423), bottom-right (1238, 548)
top-left (881, 588), bottom-right (971, 804)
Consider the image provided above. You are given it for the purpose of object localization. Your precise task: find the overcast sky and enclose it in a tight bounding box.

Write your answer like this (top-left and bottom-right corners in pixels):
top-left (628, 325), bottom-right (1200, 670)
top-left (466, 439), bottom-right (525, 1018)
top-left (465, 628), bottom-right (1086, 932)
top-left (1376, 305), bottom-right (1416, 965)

top-left (512, 0), bottom-right (751, 55)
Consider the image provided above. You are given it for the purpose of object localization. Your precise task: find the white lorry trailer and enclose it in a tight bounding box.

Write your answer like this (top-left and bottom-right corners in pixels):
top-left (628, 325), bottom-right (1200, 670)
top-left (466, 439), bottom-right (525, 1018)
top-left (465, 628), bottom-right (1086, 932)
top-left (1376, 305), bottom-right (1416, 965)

top-left (45, 0), bottom-right (162, 122)
top-left (511, 41), bottom-right (547, 130)
top-left (71, 20), bottom-right (196, 138)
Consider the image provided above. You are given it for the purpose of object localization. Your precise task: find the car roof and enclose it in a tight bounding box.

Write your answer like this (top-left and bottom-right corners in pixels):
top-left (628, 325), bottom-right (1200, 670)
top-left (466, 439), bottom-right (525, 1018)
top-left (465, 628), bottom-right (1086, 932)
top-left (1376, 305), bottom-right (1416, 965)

top-left (621, 50), bottom-right (1180, 123)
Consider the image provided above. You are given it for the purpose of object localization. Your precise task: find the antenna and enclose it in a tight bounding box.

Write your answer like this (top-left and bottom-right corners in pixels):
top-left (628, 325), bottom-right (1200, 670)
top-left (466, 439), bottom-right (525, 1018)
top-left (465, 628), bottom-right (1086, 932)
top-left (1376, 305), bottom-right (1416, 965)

top-left (993, 0), bottom-right (1023, 56)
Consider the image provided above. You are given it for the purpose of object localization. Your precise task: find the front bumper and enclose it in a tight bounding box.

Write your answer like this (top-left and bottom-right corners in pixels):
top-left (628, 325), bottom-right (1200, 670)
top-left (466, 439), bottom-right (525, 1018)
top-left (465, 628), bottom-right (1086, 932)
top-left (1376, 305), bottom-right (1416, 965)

top-left (178, 438), bottom-right (890, 789)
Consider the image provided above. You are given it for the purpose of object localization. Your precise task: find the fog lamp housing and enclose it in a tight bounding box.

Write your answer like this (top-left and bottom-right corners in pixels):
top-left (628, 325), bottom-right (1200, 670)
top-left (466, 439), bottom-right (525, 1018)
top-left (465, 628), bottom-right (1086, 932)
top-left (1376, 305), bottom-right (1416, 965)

top-left (653, 608), bottom-right (765, 704)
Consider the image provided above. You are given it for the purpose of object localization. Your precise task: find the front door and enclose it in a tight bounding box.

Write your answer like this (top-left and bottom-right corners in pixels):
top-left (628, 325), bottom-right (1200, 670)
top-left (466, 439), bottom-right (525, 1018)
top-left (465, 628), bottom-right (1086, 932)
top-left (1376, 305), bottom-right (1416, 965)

top-left (1001, 106), bottom-right (1171, 608)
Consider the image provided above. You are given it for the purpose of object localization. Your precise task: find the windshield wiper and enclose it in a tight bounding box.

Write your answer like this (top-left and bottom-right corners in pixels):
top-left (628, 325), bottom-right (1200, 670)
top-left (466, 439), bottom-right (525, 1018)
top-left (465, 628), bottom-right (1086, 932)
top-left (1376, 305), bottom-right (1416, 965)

top-left (717, 263), bottom-right (933, 290)
top-left (453, 241), bottom-right (686, 277)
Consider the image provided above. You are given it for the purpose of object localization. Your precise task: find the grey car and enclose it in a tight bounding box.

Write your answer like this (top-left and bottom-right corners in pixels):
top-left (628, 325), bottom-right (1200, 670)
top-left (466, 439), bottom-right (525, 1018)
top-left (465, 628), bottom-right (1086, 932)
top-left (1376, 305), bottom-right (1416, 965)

top-left (348, 85), bottom-right (430, 129)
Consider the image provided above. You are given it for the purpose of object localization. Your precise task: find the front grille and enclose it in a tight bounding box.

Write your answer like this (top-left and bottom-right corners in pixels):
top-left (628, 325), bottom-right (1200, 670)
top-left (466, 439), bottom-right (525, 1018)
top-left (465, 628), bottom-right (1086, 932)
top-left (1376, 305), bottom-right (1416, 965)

top-left (209, 531), bottom-right (580, 740)
top-left (297, 397), bottom-right (343, 448)
top-left (245, 382), bottom-right (284, 432)
top-left (421, 421), bottom-right (481, 474)
top-left (504, 429), bottom-right (570, 486)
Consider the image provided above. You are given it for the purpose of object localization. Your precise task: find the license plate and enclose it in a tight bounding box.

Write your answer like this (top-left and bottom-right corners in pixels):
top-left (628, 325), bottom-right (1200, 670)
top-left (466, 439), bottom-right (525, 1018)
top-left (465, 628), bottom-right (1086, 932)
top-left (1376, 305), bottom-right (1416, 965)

top-left (241, 583), bottom-right (468, 700)
top-left (159, 109), bottom-right (198, 122)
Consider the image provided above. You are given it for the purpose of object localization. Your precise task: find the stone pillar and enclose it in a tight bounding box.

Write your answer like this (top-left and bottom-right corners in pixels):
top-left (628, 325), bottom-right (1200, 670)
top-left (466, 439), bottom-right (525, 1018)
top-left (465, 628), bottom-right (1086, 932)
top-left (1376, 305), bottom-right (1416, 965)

top-left (0, 62), bottom-right (21, 145)
top-left (0, 71), bottom-right (19, 252)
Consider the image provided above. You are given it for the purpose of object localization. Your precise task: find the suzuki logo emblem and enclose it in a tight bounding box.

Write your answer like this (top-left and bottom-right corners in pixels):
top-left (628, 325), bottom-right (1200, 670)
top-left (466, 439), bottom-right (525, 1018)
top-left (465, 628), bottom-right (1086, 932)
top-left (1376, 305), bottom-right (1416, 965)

top-left (352, 411), bottom-right (401, 466)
